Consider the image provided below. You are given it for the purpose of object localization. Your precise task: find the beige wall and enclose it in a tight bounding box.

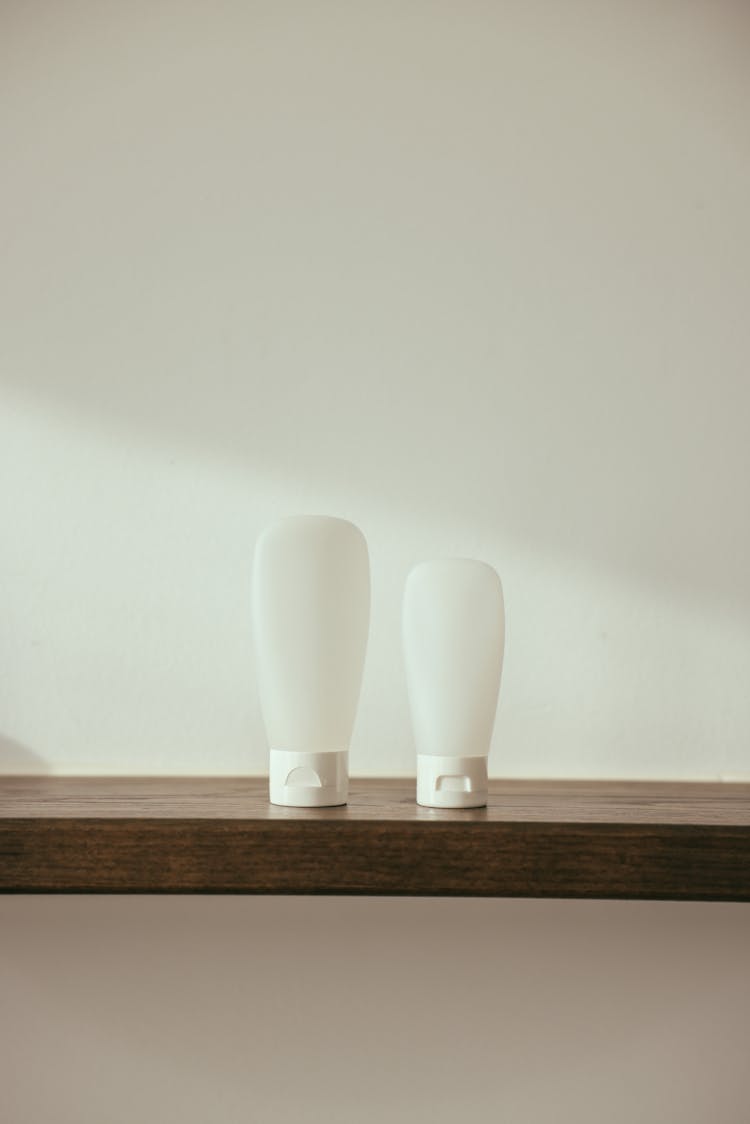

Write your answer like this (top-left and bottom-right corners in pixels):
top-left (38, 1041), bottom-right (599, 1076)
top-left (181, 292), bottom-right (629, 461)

top-left (2, 897), bottom-right (750, 1124)
top-left (2, 4), bottom-right (749, 1122)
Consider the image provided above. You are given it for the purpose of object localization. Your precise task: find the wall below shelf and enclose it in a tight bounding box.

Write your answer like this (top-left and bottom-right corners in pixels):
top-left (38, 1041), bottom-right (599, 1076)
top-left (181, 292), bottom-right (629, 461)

top-left (1, 777), bottom-right (748, 899)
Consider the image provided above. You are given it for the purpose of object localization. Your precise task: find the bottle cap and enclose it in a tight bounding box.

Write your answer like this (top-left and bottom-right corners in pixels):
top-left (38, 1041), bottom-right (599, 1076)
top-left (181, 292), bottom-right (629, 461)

top-left (416, 754), bottom-right (488, 809)
top-left (269, 749), bottom-right (348, 807)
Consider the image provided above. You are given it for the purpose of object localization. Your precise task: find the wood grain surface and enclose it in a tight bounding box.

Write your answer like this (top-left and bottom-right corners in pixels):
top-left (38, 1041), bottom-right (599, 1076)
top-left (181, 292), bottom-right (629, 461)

top-left (1, 777), bottom-right (748, 898)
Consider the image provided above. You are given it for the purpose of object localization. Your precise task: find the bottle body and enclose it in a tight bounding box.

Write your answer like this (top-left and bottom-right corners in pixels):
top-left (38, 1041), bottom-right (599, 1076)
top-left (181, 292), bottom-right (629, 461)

top-left (403, 558), bottom-right (505, 808)
top-left (252, 515), bottom-right (370, 806)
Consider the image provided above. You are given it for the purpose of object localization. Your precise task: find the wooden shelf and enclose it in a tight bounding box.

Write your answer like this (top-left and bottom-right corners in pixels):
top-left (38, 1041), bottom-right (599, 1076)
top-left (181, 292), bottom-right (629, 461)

top-left (1, 777), bottom-right (748, 899)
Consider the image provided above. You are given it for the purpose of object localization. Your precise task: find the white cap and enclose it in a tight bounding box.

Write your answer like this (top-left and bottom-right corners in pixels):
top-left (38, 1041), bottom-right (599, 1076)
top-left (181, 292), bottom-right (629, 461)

top-left (269, 749), bottom-right (348, 807)
top-left (416, 754), bottom-right (488, 809)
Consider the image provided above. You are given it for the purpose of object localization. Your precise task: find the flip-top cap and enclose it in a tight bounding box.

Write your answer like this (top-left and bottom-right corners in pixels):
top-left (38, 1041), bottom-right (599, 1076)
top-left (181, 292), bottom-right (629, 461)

top-left (269, 749), bottom-right (348, 807)
top-left (416, 754), bottom-right (488, 809)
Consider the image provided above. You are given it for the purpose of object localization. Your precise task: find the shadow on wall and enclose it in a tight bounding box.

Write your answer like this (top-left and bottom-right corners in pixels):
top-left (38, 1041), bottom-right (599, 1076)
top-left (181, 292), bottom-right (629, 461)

top-left (0, 736), bottom-right (48, 774)
top-left (2, 2), bottom-right (749, 613)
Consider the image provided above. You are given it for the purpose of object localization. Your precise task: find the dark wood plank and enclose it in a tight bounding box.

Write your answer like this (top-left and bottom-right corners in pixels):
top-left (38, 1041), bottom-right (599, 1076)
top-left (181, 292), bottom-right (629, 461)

top-left (1, 777), bottom-right (748, 898)
top-left (3, 776), bottom-right (749, 822)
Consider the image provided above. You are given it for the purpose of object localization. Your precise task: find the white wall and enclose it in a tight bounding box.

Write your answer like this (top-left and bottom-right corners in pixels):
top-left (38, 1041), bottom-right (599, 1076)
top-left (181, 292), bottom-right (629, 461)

top-left (2, 0), bottom-right (749, 779)
top-left (2, 5), bottom-right (749, 1123)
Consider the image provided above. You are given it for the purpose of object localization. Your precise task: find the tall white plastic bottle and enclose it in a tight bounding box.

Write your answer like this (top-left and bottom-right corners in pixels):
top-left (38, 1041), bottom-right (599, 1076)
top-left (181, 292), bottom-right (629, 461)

top-left (252, 516), bottom-right (370, 807)
top-left (403, 559), bottom-right (505, 808)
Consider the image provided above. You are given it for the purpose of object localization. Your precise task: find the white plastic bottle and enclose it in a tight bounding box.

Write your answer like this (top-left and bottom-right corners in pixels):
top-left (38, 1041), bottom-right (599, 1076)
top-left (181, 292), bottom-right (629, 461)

top-left (252, 515), bottom-right (370, 807)
top-left (403, 559), bottom-right (505, 808)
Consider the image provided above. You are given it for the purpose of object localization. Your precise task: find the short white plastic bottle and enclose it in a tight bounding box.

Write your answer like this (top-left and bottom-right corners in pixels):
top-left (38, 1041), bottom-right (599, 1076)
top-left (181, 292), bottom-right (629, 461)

top-left (403, 559), bottom-right (505, 808)
top-left (252, 515), bottom-right (370, 807)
